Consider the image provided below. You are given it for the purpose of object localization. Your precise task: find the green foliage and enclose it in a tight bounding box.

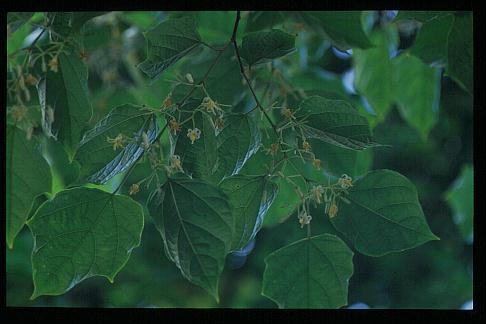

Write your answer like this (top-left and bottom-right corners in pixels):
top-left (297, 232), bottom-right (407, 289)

top-left (446, 13), bottom-right (473, 94)
top-left (74, 104), bottom-right (157, 184)
top-left (7, 124), bottom-right (52, 249)
top-left (138, 16), bottom-right (202, 80)
top-left (6, 10), bottom-right (470, 309)
top-left (220, 175), bottom-right (278, 250)
top-left (445, 165), bottom-right (473, 242)
top-left (147, 178), bottom-right (234, 301)
top-left (28, 187), bottom-right (144, 298)
top-left (303, 11), bottom-right (372, 49)
top-left (240, 29), bottom-right (296, 66)
top-left (294, 96), bottom-right (379, 150)
top-left (262, 234), bottom-right (354, 308)
top-left (37, 52), bottom-right (92, 157)
top-left (353, 26), bottom-right (398, 120)
top-left (331, 170), bottom-right (439, 256)
top-left (391, 55), bottom-right (441, 139)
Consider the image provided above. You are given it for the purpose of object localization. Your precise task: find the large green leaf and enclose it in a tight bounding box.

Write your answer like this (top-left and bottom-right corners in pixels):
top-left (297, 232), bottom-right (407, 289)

top-left (6, 125), bottom-right (52, 249)
top-left (220, 175), bottom-right (278, 251)
top-left (446, 13), bottom-right (473, 95)
top-left (170, 105), bottom-right (218, 181)
top-left (262, 234), bottom-right (354, 308)
top-left (294, 95), bottom-right (379, 150)
top-left (37, 52), bottom-right (92, 157)
top-left (445, 165), bottom-right (473, 242)
top-left (138, 16), bottom-right (202, 80)
top-left (27, 187), bottom-right (144, 298)
top-left (409, 14), bottom-right (454, 66)
top-left (353, 26), bottom-right (398, 120)
top-left (147, 178), bottom-right (234, 301)
top-left (304, 11), bottom-right (372, 49)
top-left (240, 29), bottom-right (296, 66)
top-left (212, 112), bottom-right (261, 181)
top-left (331, 169), bottom-right (439, 256)
top-left (391, 54), bottom-right (441, 140)
top-left (74, 104), bottom-right (158, 184)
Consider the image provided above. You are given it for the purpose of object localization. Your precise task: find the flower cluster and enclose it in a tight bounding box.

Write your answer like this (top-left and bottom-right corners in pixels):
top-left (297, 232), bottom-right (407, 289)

top-left (106, 133), bottom-right (126, 150)
top-left (298, 210), bottom-right (312, 228)
top-left (338, 174), bottom-right (353, 189)
top-left (187, 128), bottom-right (201, 144)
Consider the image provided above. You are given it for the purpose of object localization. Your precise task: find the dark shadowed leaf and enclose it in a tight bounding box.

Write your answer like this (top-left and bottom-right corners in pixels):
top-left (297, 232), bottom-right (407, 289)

top-left (262, 234), bottom-right (354, 308)
top-left (240, 29), bottom-right (296, 66)
top-left (138, 16), bottom-right (202, 80)
top-left (220, 175), bottom-right (278, 251)
top-left (7, 124), bottom-right (52, 249)
top-left (37, 52), bottom-right (92, 157)
top-left (331, 169), bottom-right (439, 256)
top-left (28, 187), bottom-right (144, 298)
top-left (147, 178), bottom-right (234, 301)
top-left (294, 96), bottom-right (379, 150)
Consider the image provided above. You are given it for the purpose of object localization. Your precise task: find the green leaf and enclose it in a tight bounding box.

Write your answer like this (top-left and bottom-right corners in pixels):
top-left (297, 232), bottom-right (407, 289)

top-left (391, 54), bottom-right (441, 140)
top-left (27, 187), bottom-right (144, 298)
top-left (220, 175), bottom-right (278, 251)
top-left (262, 234), bottom-right (354, 308)
top-left (446, 13), bottom-right (473, 95)
top-left (74, 104), bottom-right (158, 184)
top-left (304, 11), bottom-right (372, 49)
top-left (170, 104), bottom-right (218, 180)
top-left (37, 52), bottom-right (93, 156)
top-left (294, 96), bottom-right (379, 150)
top-left (138, 16), bottom-right (202, 80)
top-left (147, 178), bottom-right (234, 301)
top-left (445, 165), bottom-right (473, 242)
top-left (240, 29), bottom-right (296, 66)
top-left (353, 26), bottom-right (398, 120)
top-left (7, 124), bottom-right (52, 249)
top-left (7, 12), bottom-right (34, 34)
top-left (409, 14), bottom-right (454, 66)
top-left (212, 112), bottom-right (261, 181)
top-left (331, 169), bottom-right (439, 257)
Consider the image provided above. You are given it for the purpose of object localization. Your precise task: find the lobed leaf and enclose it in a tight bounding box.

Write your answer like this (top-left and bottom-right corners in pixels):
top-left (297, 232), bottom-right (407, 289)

top-left (295, 96), bottom-right (379, 150)
top-left (262, 234), bottom-right (354, 308)
top-left (147, 178), bottom-right (234, 301)
top-left (240, 29), bottom-right (296, 66)
top-left (28, 187), bottom-right (144, 298)
top-left (138, 16), bottom-right (202, 80)
top-left (331, 169), bottom-right (439, 256)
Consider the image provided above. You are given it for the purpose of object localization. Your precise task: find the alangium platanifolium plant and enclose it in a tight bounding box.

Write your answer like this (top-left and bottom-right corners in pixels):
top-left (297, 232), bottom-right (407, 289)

top-left (6, 10), bottom-right (472, 308)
